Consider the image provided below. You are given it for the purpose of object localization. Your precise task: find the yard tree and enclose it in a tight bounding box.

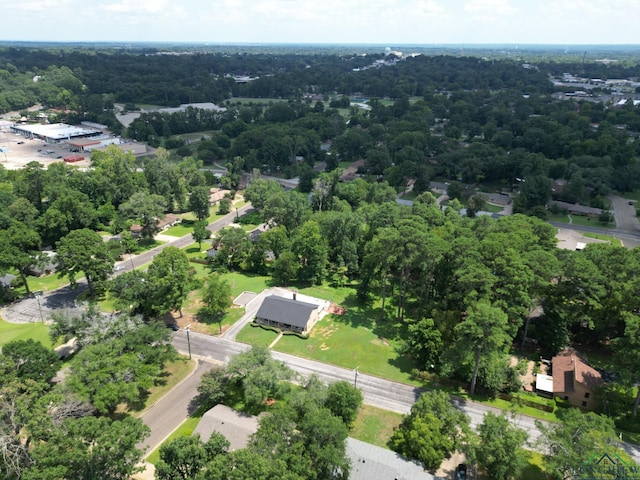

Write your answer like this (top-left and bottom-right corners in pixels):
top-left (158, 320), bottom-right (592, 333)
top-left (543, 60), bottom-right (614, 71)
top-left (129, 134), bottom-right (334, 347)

top-left (262, 190), bottom-right (311, 231)
top-left (218, 197), bottom-right (231, 215)
top-left (189, 185), bottom-right (211, 222)
top-left (0, 221), bottom-right (42, 295)
top-left (474, 412), bottom-right (528, 480)
top-left (452, 301), bottom-right (511, 395)
top-left (195, 367), bottom-right (229, 410)
top-left (56, 228), bottom-right (115, 296)
top-left (243, 178), bottom-right (284, 211)
top-left (226, 346), bottom-right (296, 411)
top-left (211, 227), bottom-right (252, 270)
top-left (201, 448), bottom-right (303, 480)
top-left (270, 250), bottom-right (299, 286)
top-left (291, 220), bottom-right (328, 285)
top-left (192, 219), bottom-right (211, 250)
top-left (324, 380), bottom-right (363, 426)
top-left (2, 339), bottom-right (59, 383)
top-left (406, 317), bottom-right (444, 370)
top-left (260, 225), bottom-right (290, 260)
top-left (612, 311), bottom-right (640, 416)
top-left (389, 390), bottom-right (471, 471)
top-left (201, 274), bottom-right (232, 324)
top-left (118, 191), bottom-right (167, 240)
top-left (25, 415), bottom-right (149, 480)
top-left (146, 246), bottom-right (198, 318)
top-left (155, 435), bottom-right (209, 480)
top-left (67, 319), bottom-right (174, 413)
top-left (536, 409), bottom-right (635, 480)
top-left (108, 269), bottom-right (154, 318)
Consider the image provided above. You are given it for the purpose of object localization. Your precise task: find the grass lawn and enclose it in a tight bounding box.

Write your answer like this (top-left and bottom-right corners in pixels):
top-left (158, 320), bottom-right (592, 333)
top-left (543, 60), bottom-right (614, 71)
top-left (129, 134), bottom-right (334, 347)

top-left (163, 220), bottom-right (197, 237)
top-left (583, 232), bottom-right (623, 246)
top-left (0, 318), bottom-right (52, 348)
top-left (236, 323), bottom-right (280, 347)
top-left (27, 273), bottom-right (72, 292)
top-left (274, 309), bottom-right (420, 386)
top-left (464, 394), bottom-right (558, 423)
top-left (130, 357), bottom-right (196, 415)
top-left (521, 451), bottom-right (546, 480)
top-left (224, 272), bottom-right (271, 297)
top-left (398, 190), bottom-right (419, 201)
top-left (146, 416), bottom-right (202, 464)
top-left (351, 404), bottom-right (403, 448)
top-left (483, 203), bottom-right (505, 213)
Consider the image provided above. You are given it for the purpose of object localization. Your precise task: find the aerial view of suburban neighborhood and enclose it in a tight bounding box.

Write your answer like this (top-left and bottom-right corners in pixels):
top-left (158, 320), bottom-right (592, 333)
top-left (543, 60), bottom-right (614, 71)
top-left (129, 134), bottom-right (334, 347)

top-left (1, 2), bottom-right (640, 480)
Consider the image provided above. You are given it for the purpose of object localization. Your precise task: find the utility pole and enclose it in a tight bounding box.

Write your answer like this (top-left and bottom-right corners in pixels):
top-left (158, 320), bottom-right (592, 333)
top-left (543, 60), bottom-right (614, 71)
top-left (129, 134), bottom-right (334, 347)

top-left (354, 367), bottom-right (359, 388)
top-left (185, 324), bottom-right (192, 360)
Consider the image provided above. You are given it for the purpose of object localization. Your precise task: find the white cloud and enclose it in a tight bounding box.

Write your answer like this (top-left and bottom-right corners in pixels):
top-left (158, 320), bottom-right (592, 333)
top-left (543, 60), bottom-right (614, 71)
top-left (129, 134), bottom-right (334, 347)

top-left (102, 0), bottom-right (185, 16)
top-left (464, 0), bottom-right (518, 16)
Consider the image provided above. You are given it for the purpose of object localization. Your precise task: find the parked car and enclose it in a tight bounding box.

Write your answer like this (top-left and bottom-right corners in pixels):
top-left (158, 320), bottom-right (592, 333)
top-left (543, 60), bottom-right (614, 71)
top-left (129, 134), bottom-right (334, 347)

top-left (456, 464), bottom-right (467, 480)
top-left (113, 265), bottom-right (125, 272)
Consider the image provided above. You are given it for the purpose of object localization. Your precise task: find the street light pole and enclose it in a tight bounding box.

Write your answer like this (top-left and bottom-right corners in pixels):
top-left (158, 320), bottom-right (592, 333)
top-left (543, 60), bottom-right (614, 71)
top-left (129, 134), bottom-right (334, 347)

top-left (354, 367), bottom-right (359, 388)
top-left (34, 291), bottom-right (44, 322)
top-left (185, 325), bottom-right (192, 360)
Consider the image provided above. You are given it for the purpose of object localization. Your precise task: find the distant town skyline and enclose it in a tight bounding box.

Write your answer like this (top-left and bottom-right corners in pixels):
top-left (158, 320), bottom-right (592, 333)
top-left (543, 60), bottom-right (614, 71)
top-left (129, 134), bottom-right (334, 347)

top-left (5, 0), bottom-right (639, 46)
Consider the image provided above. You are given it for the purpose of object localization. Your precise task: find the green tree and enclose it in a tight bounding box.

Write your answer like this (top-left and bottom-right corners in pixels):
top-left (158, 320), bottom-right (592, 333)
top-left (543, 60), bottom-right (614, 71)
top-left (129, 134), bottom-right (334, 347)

top-left (0, 221), bottom-right (42, 295)
top-left (270, 250), bottom-right (299, 286)
top-left (118, 191), bottom-right (167, 240)
top-left (325, 380), bottom-right (363, 426)
top-left (25, 416), bottom-right (149, 480)
top-left (56, 228), bottom-right (115, 295)
top-left (536, 409), bottom-right (634, 480)
top-left (453, 302), bottom-right (511, 395)
top-left (475, 412), bottom-right (528, 480)
top-left (155, 435), bottom-right (211, 480)
top-left (192, 220), bottom-right (211, 250)
top-left (147, 246), bottom-right (197, 317)
top-left (195, 367), bottom-right (229, 410)
top-left (218, 198), bottom-right (231, 215)
top-left (189, 186), bottom-right (211, 222)
top-left (291, 220), bottom-right (328, 285)
top-left (2, 339), bottom-right (60, 383)
top-left (389, 390), bottom-right (470, 471)
top-left (211, 228), bottom-right (252, 270)
top-left (201, 275), bottom-right (232, 326)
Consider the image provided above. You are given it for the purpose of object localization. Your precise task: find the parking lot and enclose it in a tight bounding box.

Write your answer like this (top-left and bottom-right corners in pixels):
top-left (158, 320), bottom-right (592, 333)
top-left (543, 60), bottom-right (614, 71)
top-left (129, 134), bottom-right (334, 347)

top-left (0, 129), bottom-right (90, 170)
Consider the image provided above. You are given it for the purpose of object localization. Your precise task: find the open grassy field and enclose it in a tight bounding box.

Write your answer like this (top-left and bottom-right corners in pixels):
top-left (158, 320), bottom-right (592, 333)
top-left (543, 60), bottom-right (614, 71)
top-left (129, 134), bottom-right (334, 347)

top-left (27, 273), bottom-right (72, 292)
top-left (236, 323), bottom-right (279, 347)
top-left (0, 318), bottom-right (52, 348)
top-left (583, 232), bottom-right (623, 246)
top-left (274, 308), bottom-right (420, 386)
top-left (351, 404), bottom-right (403, 448)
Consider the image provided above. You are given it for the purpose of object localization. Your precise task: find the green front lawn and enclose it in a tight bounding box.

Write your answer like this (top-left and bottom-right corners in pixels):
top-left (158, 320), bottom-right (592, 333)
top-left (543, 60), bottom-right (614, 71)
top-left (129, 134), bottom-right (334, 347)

top-left (236, 323), bottom-right (279, 347)
top-left (146, 415), bottom-right (202, 464)
top-left (351, 404), bottom-right (403, 448)
top-left (27, 273), bottom-right (72, 292)
top-left (583, 232), bottom-right (623, 246)
top-left (274, 311), bottom-right (420, 386)
top-left (0, 319), bottom-right (52, 348)
top-left (163, 221), bottom-right (197, 237)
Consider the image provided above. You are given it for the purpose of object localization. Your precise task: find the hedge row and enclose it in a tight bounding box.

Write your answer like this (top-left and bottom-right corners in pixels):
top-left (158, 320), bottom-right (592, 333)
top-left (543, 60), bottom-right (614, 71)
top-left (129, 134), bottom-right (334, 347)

top-left (250, 321), bottom-right (309, 339)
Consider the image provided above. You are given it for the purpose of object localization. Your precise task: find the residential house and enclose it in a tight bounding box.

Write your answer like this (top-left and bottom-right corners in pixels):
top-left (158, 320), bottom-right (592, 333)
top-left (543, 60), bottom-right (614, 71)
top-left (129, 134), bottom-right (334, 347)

top-left (209, 188), bottom-right (231, 205)
top-left (193, 406), bottom-right (434, 480)
top-left (551, 349), bottom-right (602, 410)
top-left (487, 193), bottom-right (511, 206)
top-left (547, 200), bottom-right (603, 218)
top-left (254, 294), bottom-right (320, 334)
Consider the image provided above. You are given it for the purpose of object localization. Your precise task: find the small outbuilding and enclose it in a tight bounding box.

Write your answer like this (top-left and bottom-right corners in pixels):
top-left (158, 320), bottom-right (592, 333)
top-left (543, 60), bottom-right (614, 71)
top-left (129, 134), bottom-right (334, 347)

top-left (255, 294), bottom-right (320, 334)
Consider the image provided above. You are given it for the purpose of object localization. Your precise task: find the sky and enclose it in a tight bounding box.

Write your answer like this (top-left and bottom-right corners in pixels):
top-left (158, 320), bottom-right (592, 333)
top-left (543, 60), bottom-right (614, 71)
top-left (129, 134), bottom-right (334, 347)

top-left (5, 0), bottom-right (640, 45)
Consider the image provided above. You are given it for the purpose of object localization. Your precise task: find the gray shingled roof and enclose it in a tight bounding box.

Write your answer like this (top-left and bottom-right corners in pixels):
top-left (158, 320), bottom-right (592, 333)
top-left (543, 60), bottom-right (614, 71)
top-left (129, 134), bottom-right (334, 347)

top-left (255, 295), bottom-right (317, 329)
top-left (192, 404), bottom-right (260, 451)
top-left (347, 438), bottom-right (435, 480)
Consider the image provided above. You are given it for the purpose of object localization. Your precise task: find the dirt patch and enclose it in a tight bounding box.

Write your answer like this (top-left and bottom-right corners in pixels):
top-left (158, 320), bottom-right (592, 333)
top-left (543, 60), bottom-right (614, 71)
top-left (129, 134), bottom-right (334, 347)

top-left (319, 343), bottom-right (329, 351)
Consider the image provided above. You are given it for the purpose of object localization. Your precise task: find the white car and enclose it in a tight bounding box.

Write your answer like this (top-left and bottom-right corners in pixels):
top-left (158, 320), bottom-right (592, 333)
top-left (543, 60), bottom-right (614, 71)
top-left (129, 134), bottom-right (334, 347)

top-left (114, 265), bottom-right (126, 272)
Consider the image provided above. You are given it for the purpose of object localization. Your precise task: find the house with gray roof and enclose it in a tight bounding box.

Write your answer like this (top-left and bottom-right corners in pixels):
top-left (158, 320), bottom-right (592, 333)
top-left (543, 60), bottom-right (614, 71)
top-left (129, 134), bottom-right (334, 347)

top-left (193, 406), bottom-right (436, 480)
top-left (255, 294), bottom-right (320, 334)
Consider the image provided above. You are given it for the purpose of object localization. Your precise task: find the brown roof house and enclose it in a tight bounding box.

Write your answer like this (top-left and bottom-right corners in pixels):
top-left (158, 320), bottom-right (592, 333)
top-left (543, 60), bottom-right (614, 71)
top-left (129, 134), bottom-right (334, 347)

top-left (551, 349), bottom-right (602, 410)
top-left (255, 294), bottom-right (321, 334)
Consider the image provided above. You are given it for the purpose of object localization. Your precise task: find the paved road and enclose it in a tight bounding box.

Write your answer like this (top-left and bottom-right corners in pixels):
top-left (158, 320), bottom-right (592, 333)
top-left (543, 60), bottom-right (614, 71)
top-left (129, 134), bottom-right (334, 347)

top-left (169, 331), bottom-right (640, 460)
top-left (1, 204), bottom-right (254, 324)
top-left (137, 359), bottom-right (219, 456)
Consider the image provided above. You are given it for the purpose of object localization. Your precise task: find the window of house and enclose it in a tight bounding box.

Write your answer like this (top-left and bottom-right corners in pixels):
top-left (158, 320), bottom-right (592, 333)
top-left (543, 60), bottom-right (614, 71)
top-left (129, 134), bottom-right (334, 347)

top-left (584, 392), bottom-right (590, 398)
top-left (563, 396), bottom-right (569, 401)
top-left (582, 401), bottom-right (588, 407)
